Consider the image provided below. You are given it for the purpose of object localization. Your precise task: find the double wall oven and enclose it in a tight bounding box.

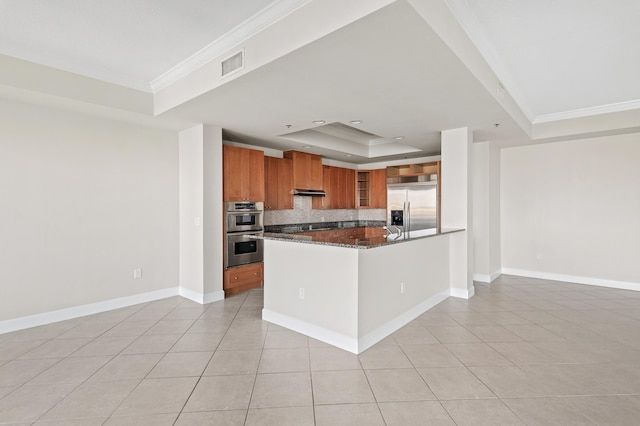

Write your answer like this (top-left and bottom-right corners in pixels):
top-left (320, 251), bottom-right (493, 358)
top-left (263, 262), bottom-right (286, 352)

top-left (225, 201), bottom-right (264, 268)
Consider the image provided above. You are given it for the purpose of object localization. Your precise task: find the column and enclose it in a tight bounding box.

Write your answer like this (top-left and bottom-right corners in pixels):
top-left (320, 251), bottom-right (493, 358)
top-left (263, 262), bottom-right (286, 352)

top-left (179, 124), bottom-right (225, 303)
top-left (441, 127), bottom-right (474, 298)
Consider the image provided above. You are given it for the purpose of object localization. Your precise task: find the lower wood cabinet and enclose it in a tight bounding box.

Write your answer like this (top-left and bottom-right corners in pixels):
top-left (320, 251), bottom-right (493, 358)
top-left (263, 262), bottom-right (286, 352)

top-left (224, 262), bottom-right (263, 297)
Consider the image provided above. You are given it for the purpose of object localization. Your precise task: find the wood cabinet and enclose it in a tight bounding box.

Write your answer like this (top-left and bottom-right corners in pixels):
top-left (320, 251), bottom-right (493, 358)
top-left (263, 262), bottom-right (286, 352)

top-left (386, 161), bottom-right (440, 178)
top-left (313, 166), bottom-right (356, 209)
top-left (223, 145), bottom-right (265, 202)
top-left (283, 150), bottom-right (323, 190)
top-left (339, 168), bottom-right (356, 209)
top-left (312, 165), bottom-right (332, 210)
top-left (358, 169), bottom-right (387, 209)
top-left (264, 156), bottom-right (293, 210)
top-left (297, 227), bottom-right (387, 240)
top-left (224, 262), bottom-right (263, 297)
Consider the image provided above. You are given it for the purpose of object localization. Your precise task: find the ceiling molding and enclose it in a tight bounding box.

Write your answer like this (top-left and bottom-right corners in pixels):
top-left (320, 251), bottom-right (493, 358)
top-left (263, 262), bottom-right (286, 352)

top-left (149, 0), bottom-right (311, 93)
top-left (533, 99), bottom-right (640, 124)
top-left (441, 0), bottom-right (535, 122)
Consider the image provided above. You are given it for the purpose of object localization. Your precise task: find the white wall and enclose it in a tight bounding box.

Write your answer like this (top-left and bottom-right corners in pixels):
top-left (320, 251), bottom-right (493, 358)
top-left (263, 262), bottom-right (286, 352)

top-left (179, 125), bottom-right (225, 303)
top-left (501, 133), bottom-right (640, 288)
top-left (472, 141), bottom-right (501, 282)
top-left (489, 144), bottom-right (502, 276)
top-left (202, 126), bottom-right (224, 299)
top-left (441, 127), bottom-right (474, 298)
top-left (178, 127), bottom-right (204, 296)
top-left (358, 235), bottom-right (450, 338)
top-left (472, 142), bottom-right (490, 280)
top-left (0, 99), bottom-right (179, 322)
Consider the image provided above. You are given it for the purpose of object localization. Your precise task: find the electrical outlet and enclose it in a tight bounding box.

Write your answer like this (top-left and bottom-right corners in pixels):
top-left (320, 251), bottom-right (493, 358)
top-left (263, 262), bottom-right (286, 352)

top-left (133, 268), bottom-right (142, 279)
top-left (400, 282), bottom-right (405, 294)
top-left (299, 288), bottom-right (305, 300)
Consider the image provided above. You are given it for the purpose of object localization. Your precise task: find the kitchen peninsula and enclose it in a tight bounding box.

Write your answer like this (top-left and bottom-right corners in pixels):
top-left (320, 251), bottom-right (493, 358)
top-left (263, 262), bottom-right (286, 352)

top-left (261, 224), bottom-right (463, 354)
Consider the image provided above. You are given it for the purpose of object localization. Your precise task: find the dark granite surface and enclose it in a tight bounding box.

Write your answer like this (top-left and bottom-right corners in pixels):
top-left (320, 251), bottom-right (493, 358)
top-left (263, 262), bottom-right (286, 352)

top-left (265, 220), bottom-right (386, 234)
top-left (262, 226), bottom-right (464, 249)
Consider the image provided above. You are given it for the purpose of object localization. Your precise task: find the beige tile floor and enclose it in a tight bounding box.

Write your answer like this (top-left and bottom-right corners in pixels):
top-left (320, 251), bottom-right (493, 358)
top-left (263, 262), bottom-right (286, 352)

top-left (2, 274), bottom-right (640, 425)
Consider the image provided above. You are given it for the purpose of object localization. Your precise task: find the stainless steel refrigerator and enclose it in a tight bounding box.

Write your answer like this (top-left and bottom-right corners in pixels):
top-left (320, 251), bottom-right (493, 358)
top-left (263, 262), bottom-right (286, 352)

top-left (387, 182), bottom-right (438, 232)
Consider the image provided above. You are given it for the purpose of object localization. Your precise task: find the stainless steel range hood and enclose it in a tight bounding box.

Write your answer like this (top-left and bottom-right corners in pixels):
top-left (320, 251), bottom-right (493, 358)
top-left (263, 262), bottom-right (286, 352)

top-left (293, 189), bottom-right (326, 196)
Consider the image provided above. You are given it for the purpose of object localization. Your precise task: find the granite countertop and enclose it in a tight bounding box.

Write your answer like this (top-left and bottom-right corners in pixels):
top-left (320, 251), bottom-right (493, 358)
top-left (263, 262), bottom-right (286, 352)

top-left (265, 220), bottom-right (385, 234)
top-left (261, 225), bottom-right (464, 249)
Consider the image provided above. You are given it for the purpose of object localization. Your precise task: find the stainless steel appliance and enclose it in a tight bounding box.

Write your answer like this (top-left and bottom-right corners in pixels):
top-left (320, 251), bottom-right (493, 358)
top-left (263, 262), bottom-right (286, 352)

top-left (226, 230), bottom-right (264, 268)
top-left (225, 201), bottom-right (264, 268)
top-left (387, 178), bottom-right (438, 233)
top-left (225, 201), bottom-right (264, 233)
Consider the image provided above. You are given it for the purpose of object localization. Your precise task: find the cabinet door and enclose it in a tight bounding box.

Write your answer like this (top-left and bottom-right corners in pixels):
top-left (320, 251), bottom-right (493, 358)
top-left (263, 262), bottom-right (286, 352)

top-left (308, 154), bottom-right (324, 190)
top-left (344, 168), bottom-right (356, 209)
top-left (224, 145), bottom-right (264, 202)
top-left (369, 169), bottom-right (387, 208)
top-left (224, 263), bottom-right (263, 296)
top-left (277, 158), bottom-right (293, 209)
top-left (264, 156), bottom-right (278, 210)
top-left (247, 149), bottom-right (264, 202)
top-left (223, 145), bottom-right (245, 201)
top-left (333, 168), bottom-right (355, 209)
top-left (265, 157), bottom-right (293, 210)
top-left (288, 151), bottom-right (308, 189)
top-left (286, 151), bottom-right (323, 190)
top-left (313, 165), bottom-right (332, 209)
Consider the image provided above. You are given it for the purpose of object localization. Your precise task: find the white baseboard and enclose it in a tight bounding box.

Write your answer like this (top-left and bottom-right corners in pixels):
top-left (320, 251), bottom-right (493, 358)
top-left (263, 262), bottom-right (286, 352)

top-left (179, 287), bottom-right (225, 304)
top-left (473, 270), bottom-right (502, 283)
top-left (203, 291), bottom-right (225, 304)
top-left (501, 268), bottom-right (640, 292)
top-left (0, 287), bottom-right (180, 335)
top-left (450, 286), bottom-right (475, 299)
top-left (357, 290), bottom-right (450, 353)
top-left (262, 309), bottom-right (358, 354)
top-left (263, 290), bottom-right (450, 354)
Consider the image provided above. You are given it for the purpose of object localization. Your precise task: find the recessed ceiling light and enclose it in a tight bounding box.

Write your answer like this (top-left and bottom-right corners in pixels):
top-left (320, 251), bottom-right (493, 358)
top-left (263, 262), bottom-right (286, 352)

top-left (349, 120), bottom-right (363, 125)
top-left (345, 154), bottom-right (353, 157)
top-left (302, 145), bottom-right (312, 149)
top-left (393, 136), bottom-right (405, 140)
top-left (312, 120), bottom-right (325, 125)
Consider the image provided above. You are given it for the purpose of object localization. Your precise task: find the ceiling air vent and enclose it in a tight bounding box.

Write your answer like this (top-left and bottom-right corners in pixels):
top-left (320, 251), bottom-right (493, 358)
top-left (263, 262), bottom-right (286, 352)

top-left (221, 50), bottom-right (244, 77)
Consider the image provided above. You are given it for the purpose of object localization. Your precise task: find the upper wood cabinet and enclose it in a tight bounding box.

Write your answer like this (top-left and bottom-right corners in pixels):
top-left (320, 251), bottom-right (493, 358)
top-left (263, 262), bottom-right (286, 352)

top-left (339, 168), bottom-right (356, 209)
top-left (358, 169), bottom-right (387, 209)
top-left (264, 156), bottom-right (293, 210)
top-left (386, 161), bottom-right (439, 178)
top-left (313, 165), bottom-right (356, 209)
top-left (283, 150), bottom-right (323, 190)
top-left (223, 145), bottom-right (265, 202)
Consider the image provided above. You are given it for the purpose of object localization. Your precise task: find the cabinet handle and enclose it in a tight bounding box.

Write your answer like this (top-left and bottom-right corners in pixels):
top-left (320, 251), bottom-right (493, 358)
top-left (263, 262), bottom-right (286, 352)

top-left (234, 276), bottom-right (238, 280)
top-left (254, 272), bottom-right (258, 275)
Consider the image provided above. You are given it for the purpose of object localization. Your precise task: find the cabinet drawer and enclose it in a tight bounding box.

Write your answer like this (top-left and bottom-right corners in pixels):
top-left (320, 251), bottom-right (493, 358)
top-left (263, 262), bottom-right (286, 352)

top-left (224, 263), bottom-right (263, 290)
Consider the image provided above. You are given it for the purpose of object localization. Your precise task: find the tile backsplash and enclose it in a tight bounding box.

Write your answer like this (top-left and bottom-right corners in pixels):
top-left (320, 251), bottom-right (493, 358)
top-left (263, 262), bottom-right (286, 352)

top-left (264, 196), bottom-right (386, 226)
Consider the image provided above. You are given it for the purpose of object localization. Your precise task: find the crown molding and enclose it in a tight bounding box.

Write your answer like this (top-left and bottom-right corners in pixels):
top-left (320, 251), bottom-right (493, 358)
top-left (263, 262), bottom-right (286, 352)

top-left (441, 0), bottom-right (535, 122)
top-left (150, 0), bottom-right (311, 93)
top-left (533, 99), bottom-right (640, 124)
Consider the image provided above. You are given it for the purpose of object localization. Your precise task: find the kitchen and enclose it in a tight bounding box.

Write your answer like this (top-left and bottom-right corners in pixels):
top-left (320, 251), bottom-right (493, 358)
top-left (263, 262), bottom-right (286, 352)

top-left (222, 141), bottom-right (470, 353)
top-left (2, 1), bottom-right (639, 424)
